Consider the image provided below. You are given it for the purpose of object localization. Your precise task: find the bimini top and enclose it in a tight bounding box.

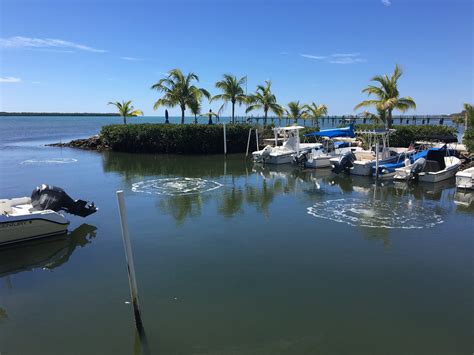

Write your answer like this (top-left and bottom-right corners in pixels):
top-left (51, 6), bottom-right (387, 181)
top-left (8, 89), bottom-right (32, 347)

top-left (274, 125), bottom-right (305, 131)
top-left (304, 124), bottom-right (355, 138)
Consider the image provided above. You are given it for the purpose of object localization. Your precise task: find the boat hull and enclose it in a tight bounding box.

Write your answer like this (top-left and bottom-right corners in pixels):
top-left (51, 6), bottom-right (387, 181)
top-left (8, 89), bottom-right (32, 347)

top-left (456, 168), bottom-right (474, 189)
top-left (0, 213), bottom-right (69, 245)
top-left (418, 164), bottom-right (460, 183)
top-left (350, 161), bottom-right (373, 176)
top-left (305, 156), bottom-right (331, 169)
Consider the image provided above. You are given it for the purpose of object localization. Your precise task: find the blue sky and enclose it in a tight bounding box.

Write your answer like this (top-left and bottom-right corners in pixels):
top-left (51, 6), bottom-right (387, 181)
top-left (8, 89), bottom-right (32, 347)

top-left (0, 0), bottom-right (472, 116)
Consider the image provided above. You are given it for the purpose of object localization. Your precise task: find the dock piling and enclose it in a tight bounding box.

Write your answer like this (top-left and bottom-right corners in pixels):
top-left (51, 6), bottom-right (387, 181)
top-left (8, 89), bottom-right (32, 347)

top-left (116, 191), bottom-right (144, 334)
top-left (223, 123), bottom-right (227, 157)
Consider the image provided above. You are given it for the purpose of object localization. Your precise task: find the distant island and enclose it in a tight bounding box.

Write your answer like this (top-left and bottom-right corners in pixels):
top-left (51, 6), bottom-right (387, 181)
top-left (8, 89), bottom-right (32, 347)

top-left (0, 112), bottom-right (120, 116)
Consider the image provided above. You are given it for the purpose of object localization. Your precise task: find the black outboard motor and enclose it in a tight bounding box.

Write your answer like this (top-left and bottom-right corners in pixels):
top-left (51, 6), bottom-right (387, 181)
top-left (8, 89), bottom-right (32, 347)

top-left (31, 184), bottom-right (98, 217)
top-left (410, 157), bottom-right (426, 175)
top-left (332, 151), bottom-right (357, 174)
top-left (293, 151), bottom-right (309, 166)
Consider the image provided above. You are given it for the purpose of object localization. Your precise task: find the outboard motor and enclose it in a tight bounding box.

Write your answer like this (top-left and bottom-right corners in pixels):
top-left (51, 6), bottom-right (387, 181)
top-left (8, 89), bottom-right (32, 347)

top-left (31, 184), bottom-right (98, 217)
top-left (410, 157), bottom-right (426, 175)
top-left (332, 151), bottom-right (357, 174)
top-left (293, 151), bottom-right (309, 166)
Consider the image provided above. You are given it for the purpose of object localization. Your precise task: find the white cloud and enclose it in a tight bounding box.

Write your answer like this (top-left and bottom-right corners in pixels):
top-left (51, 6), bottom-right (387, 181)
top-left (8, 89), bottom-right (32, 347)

top-left (0, 77), bottom-right (21, 83)
top-left (120, 56), bottom-right (142, 61)
top-left (329, 57), bottom-right (366, 64)
top-left (300, 53), bottom-right (327, 60)
top-left (0, 36), bottom-right (106, 53)
top-left (331, 53), bottom-right (360, 57)
top-left (382, 0), bottom-right (391, 6)
top-left (301, 52), bottom-right (366, 64)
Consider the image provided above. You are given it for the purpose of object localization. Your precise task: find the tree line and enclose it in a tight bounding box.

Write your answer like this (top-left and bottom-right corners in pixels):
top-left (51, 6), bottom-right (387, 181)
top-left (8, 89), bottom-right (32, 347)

top-left (110, 65), bottom-right (418, 128)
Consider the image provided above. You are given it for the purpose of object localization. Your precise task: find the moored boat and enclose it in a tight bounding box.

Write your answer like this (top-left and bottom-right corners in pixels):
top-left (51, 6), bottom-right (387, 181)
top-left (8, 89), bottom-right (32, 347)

top-left (252, 126), bottom-right (318, 165)
top-left (0, 185), bottom-right (97, 245)
top-left (455, 167), bottom-right (474, 189)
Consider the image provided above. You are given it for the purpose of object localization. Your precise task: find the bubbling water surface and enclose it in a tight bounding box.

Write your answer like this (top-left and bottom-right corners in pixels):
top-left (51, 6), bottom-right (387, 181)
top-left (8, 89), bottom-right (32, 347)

top-left (307, 198), bottom-right (443, 229)
top-left (132, 177), bottom-right (223, 196)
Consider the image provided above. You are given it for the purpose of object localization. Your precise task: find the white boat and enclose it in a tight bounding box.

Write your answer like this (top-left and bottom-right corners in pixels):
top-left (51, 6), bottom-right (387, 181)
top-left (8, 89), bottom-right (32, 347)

top-left (419, 156), bottom-right (461, 183)
top-left (394, 149), bottom-right (461, 183)
top-left (0, 185), bottom-right (97, 245)
top-left (456, 167), bottom-right (474, 189)
top-left (252, 126), bottom-right (318, 165)
top-left (298, 124), bottom-right (364, 169)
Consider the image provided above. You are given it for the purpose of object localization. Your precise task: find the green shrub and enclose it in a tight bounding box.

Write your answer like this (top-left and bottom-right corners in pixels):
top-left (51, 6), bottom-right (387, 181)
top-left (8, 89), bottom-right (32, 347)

top-left (354, 124), bottom-right (457, 147)
top-left (462, 105), bottom-right (474, 153)
top-left (101, 124), bottom-right (258, 154)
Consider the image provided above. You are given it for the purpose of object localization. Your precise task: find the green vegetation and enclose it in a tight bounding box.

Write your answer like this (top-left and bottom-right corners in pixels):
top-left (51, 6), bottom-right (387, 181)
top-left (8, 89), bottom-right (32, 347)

top-left (462, 103), bottom-right (474, 152)
top-left (355, 64), bottom-right (416, 129)
top-left (286, 101), bottom-right (305, 124)
top-left (303, 102), bottom-right (328, 127)
top-left (0, 112), bottom-right (119, 116)
top-left (107, 100), bottom-right (143, 125)
top-left (100, 123), bottom-right (255, 154)
top-left (246, 80), bottom-right (285, 125)
top-left (212, 74), bottom-right (247, 124)
top-left (151, 68), bottom-right (210, 124)
top-left (354, 124), bottom-right (457, 147)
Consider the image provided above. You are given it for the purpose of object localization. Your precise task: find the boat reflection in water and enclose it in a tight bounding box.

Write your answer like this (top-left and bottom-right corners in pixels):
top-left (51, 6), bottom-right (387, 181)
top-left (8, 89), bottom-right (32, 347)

top-left (454, 190), bottom-right (474, 209)
top-left (0, 224), bottom-right (97, 278)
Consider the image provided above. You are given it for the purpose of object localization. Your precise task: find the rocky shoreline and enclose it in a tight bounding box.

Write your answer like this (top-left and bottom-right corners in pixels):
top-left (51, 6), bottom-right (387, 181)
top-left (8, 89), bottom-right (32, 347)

top-left (46, 135), bottom-right (110, 151)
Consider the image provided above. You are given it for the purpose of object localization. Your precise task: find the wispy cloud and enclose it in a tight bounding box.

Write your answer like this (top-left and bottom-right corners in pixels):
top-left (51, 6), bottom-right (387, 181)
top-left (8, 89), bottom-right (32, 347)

top-left (0, 77), bottom-right (21, 83)
top-left (280, 51), bottom-right (289, 55)
top-left (300, 53), bottom-right (327, 60)
top-left (381, 0), bottom-right (391, 6)
top-left (0, 36), bottom-right (106, 53)
top-left (300, 52), bottom-right (366, 64)
top-left (120, 56), bottom-right (143, 61)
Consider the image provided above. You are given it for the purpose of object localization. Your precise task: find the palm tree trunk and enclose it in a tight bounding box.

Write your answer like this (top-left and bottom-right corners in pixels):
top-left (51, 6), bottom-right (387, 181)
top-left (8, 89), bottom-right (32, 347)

top-left (123, 114), bottom-right (127, 125)
top-left (264, 110), bottom-right (268, 126)
top-left (194, 114), bottom-right (197, 124)
top-left (387, 109), bottom-right (393, 129)
top-left (181, 106), bottom-right (185, 125)
top-left (232, 103), bottom-right (235, 124)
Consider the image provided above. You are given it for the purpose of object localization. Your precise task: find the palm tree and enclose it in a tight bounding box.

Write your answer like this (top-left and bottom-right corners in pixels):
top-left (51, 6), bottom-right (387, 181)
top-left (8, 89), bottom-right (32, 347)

top-left (354, 64), bottom-right (416, 128)
top-left (246, 80), bottom-right (284, 125)
top-left (303, 102), bottom-right (328, 127)
top-left (151, 68), bottom-right (210, 124)
top-left (107, 100), bottom-right (143, 125)
top-left (361, 109), bottom-right (386, 125)
top-left (286, 101), bottom-right (305, 124)
top-left (212, 74), bottom-right (247, 124)
top-left (189, 97), bottom-right (202, 124)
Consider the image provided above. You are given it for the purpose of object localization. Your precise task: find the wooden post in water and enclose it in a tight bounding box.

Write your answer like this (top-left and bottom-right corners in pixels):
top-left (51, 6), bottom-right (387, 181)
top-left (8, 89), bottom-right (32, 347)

top-left (116, 191), bottom-right (144, 334)
top-left (375, 141), bottom-right (380, 180)
top-left (255, 129), bottom-right (259, 150)
top-left (223, 122), bottom-right (227, 157)
top-left (246, 128), bottom-right (252, 157)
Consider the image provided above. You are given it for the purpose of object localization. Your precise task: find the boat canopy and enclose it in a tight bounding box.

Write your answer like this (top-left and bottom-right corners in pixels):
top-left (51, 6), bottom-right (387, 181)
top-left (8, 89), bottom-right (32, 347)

top-left (304, 124), bottom-right (355, 138)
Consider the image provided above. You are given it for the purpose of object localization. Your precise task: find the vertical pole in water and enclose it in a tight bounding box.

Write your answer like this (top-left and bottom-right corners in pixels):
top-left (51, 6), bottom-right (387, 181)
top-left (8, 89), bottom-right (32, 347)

top-left (223, 122), bottom-right (227, 157)
top-left (246, 128), bottom-right (252, 157)
top-left (375, 140), bottom-right (380, 180)
top-left (116, 191), bottom-right (144, 334)
top-left (255, 129), bottom-right (259, 150)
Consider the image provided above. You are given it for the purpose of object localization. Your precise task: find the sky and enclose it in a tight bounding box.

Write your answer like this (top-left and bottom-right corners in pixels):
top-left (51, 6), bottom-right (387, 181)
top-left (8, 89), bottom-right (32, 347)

top-left (0, 0), bottom-right (472, 116)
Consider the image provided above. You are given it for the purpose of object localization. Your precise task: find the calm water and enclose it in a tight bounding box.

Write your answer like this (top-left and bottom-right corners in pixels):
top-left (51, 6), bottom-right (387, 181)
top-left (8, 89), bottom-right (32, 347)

top-left (0, 117), bottom-right (472, 355)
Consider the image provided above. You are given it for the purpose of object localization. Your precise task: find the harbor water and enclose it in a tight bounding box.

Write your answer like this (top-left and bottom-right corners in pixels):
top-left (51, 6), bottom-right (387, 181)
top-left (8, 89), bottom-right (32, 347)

top-left (0, 116), bottom-right (472, 354)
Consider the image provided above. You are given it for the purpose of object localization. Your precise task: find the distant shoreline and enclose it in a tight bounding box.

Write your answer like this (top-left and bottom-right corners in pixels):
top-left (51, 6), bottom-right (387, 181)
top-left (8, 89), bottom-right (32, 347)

top-left (0, 112), bottom-right (120, 117)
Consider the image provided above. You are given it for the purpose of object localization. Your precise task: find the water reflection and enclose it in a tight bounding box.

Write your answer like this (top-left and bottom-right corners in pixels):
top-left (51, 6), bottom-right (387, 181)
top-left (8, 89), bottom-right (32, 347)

top-left (454, 190), bottom-right (474, 211)
top-left (102, 152), bottom-right (470, 226)
top-left (0, 224), bottom-right (97, 278)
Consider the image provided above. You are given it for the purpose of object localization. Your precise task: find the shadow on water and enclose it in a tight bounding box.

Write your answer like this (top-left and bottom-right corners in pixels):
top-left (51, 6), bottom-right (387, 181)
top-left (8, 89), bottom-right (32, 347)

top-left (0, 223), bottom-right (97, 278)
